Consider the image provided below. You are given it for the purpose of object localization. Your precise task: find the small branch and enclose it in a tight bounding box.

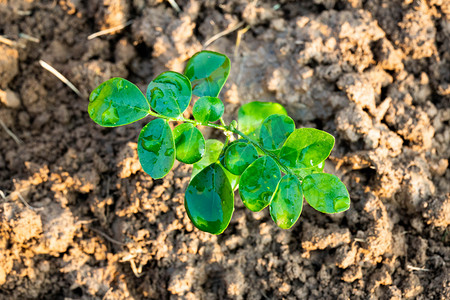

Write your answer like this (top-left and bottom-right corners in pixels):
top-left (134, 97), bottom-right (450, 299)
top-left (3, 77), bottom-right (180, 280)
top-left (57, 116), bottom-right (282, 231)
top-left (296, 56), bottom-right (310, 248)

top-left (204, 21), bottom-right (245, 48)
top-left (39, 60), bottom-right (82, 97)
top-left (17, 192), bottom-right (42, 211)
top-left (88, 226), bottom-right (126, 246)
top-left (232, 128), bottom-right (294, 176)
top-left (19, 33), bottom-right (40, 43)
top-left (167, 0), bottom-right (181, 13)
top-left (87, 20), bottom-right (133, 40)
top-left (406, 265), bottom-right (431, 272)
top-left (0, 36), bottom-right (17, 47)
top-left (0, 118), bottom-right (23, 145)
top-left (234, 25), bottom-right (251, 58)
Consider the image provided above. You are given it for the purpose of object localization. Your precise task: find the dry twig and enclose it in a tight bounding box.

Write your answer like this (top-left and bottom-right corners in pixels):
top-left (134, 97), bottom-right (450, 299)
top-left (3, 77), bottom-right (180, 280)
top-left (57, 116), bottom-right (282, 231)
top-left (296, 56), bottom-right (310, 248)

top-left (0, 118), bottom-right (23, 145)
top-left (87, 20), bottom-right (133, 40)
top-left (39, 60), bottom-right (82, 97)
top-left (203, 21), bottom-right (245, 48)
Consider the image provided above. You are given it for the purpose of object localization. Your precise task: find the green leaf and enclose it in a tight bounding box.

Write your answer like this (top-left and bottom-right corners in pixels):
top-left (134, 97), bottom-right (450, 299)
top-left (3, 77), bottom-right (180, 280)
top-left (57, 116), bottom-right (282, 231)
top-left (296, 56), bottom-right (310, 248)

top-left (239, 156), bottom-right (281, 212)
top-left (302, 173), bottom-right (350, 214)
top-left (88, 78), bottom-right (150, 127)
top-left (269, 175), bottom-right (303, 229)
top-left (192, 96), bottom-right (225, 123)
top-left (238, 101), bottom-right (288, 137)
top-left (146, 71), bottom-right (192, 117)
top-left (192, 140), bottom-right (239, 190)
top-left (291, 161), bottom-right (325, 179)
top-left (224, 142), bottom-right (258, 175)
top-left (184, 50), bottom-right (230, 97)
top-left (173, 123), bottom-right (205, 164)
top-left (138, 119), bottom-right (175, 179)
top-left (192, 139), bottom-right (223, 178)
top-left (185, 163), bottom-right (234, 234)
top-left (279, 128), bottom-right (335, 169)
top-left (219, 150), bottom-right (241, 191)
top-left (259, 114), bottom-right (295, 150)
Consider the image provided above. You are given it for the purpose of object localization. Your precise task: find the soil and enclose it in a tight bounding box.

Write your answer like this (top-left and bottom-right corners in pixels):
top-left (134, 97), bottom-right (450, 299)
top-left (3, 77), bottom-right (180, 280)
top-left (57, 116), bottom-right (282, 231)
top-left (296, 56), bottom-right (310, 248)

top-left (0, 0), bottom-right (449, 299)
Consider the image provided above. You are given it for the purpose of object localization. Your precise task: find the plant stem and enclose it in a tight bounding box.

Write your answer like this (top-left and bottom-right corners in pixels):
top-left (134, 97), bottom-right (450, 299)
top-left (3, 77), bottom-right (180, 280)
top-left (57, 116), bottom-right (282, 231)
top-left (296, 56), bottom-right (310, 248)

top-left (231, 128), bottom-right (294, 176)
top-left (148, 110), bottom-right (294, 176)
top-left (148, 110), bottom-right (230, 132)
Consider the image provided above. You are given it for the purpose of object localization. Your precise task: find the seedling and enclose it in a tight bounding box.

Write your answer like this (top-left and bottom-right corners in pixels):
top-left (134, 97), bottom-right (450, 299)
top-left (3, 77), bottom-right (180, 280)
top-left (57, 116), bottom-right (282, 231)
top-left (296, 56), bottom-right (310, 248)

top-left (88, 50), bottom-right (350, 234)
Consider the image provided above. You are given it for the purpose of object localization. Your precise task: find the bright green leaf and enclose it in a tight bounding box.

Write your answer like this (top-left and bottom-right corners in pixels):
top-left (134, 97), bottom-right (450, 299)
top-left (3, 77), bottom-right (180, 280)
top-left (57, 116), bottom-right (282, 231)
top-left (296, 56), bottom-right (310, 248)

top-left (259, 114), bottom-right (295, 150)
top-left (291, 161), bottom-right (325, 179)
top-left (173, 123), bottom-right (205, 164)
top-left (88, 78), bottom-right (150, 127)
top-left (219, 150), bottom-right (241, 191)
top-left (185, 163), bottom-right (234, 235)
top-left (138, 119), bottom-right (175, 179)
top-left (193, 96), bottom-right (224, 123)
top-left (146, 71), bottom-right (192, 117)
top-left (192, 140), bottom-right (239, 190)
top-left (302, 173), bottom-right (350, 214)
top-left (269, 175), bottom-right (303, 229)
top-left (239, 156), bottom-right (281, 212)
top-left (184, 51), bottom-right (230, 97)
top-left (238, 101), bottom-right (288, 137)
top-left (192, 139), bottom-right (223, 178)
top-left (279, 128), bottom-right (335, 169)
top-left (224, 142), bottom-right (258, 175)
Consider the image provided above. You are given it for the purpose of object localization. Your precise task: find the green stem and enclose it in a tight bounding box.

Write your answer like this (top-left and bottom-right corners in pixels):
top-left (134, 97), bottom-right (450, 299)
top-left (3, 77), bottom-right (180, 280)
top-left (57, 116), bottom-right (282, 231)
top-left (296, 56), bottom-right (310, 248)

top-left (148, 110), bottom-right (230, 132)
top-left (148, 110), bottom-right (293, 176)
top-left (231, 128), bottom-right (294, 176)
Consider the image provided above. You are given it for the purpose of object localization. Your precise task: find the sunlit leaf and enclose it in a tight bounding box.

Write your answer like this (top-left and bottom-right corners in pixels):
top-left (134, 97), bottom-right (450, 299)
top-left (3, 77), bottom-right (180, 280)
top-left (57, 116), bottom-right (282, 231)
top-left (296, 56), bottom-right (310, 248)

top-left (302, 173), bottom-right (350, 214)
top-left (88, 78), bottom-right (149, 127)
top-left (291, 161), bottom-right (325, 179)
top-left (184, 51), bottom-right (230, 97)
top-left (193, 140), bottom-right (239, 190)
top-left (137, 119), bottom-right (175, 179)
top-left (279, 128), bottom-right (335, 169)
top-left (238, 101), bottom-right (288, 138)
top-left (224, 142), bottom-right (258, 175)
top-left (239, 156), bottom-right (281, 212)
top-left (193, 96), bottom-right (225, 123)
top-left (146, 71), bottom-right (192, 117)
top-left (173, 123), bottom-right (205, 164)
top-left (269, 175), bottom-right (303, 229)
top-left (185, 163), bottom-right (234, 234)
top-left (259, 114), bottom-right (295, 150)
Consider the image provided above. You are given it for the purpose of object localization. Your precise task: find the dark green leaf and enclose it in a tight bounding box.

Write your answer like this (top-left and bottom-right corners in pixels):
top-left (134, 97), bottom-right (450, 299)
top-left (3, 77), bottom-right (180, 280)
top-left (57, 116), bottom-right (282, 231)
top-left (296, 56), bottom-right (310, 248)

top-left (173, 123), bottom-right (205, 164)
top-left (146, 71), bottom-right (192, 117)
top-left (185, 163), bottom-right (234, 234)
top-left (138, 119), bottom-right (175, 179)
top-left (224, 142), bottom-right (258, 175)
top-left (238, 101), bottom-right (288, 137)
top-left (184, 51), bottom-right (230, 97)
top-left (239, 156), bottom-right (281, 212)
top-left (269, 175), bottom-right (303, 229)
top-left (291, 161), bottom-right (325, 179)
top-left (279, 128), bottom-right (335, 169)
top-left (88, 78), bottom-right (150, 127)
top-left (259, 114), bottom-right (295, 150)
top-left (192, 96), bottom-right (224, 123)
top-left (192, 140), bottom-right (239, 190)
top-left (302, 173), bottom-right (350, 214)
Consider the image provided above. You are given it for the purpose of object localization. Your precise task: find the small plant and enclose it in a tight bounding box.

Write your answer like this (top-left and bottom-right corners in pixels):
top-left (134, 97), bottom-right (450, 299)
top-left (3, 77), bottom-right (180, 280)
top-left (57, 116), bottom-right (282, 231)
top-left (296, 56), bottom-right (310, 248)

top-left (88, 51), bottom-right (350, 234)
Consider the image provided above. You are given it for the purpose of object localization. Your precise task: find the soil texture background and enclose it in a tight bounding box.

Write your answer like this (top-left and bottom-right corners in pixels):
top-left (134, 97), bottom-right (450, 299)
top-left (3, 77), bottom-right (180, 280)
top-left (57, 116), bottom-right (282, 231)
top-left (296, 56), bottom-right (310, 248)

top-left (0, 0), bottom-right (449, 299)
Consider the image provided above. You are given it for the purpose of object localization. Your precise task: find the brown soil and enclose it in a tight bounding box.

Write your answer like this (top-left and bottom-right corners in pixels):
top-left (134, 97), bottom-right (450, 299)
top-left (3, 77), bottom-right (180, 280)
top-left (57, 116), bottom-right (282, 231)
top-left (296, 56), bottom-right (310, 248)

top-left (0, 0), bottom-right (449, 299)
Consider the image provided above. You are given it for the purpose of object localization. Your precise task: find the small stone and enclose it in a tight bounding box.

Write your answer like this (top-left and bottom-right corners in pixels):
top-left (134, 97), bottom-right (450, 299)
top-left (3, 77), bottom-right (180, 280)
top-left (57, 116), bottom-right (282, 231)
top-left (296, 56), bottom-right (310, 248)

top-left (0, 89), bottom-right (21, 108)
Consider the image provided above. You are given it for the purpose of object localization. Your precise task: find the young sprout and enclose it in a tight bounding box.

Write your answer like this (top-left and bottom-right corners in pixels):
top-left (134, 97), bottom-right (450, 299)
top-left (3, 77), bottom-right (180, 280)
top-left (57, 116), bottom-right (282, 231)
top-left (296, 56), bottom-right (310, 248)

top-left (88, 51), bottom-right (350, 234)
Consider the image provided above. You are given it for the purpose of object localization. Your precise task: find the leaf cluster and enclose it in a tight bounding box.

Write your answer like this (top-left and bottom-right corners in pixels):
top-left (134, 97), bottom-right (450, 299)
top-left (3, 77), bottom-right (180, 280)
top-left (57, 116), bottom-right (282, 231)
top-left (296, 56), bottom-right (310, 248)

top-left (88, 51), bottom-right (350, 235)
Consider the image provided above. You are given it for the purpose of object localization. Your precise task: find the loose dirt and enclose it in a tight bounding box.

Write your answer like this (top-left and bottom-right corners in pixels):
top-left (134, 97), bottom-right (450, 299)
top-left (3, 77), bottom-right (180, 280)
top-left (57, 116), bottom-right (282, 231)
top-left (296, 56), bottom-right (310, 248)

top-left (0, 0), bottom-right (449, 299)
